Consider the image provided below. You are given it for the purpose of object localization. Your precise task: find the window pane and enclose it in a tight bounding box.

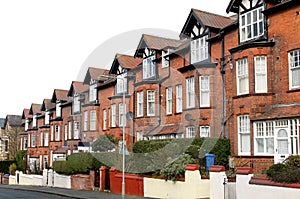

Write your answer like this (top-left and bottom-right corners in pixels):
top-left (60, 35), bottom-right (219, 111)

top-left (256, 138), bottom-right (264, 153)
top-left (241, 134), bottom-right (250, 152)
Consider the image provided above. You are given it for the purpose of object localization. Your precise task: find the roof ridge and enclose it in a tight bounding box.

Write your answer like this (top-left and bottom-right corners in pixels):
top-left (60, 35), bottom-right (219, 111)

top-left (143, 34), bottom-right (180, 41)
top-left (191, 8), bottom-right (231, 19)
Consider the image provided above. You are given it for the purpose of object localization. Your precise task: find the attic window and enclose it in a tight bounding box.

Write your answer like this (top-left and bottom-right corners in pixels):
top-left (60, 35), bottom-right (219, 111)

top-left (191, 35), bottom-right (208, 64)
top-left (143, 55), bottom-right (156, 79)
top-left (162, 49), bottom-right (170, 68)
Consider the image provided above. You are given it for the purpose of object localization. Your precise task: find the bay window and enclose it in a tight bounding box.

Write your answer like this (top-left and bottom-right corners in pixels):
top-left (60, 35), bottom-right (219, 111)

top-left (147, 90), bottom-right (155, 116)
top-left (186, 77), bottom-right (195, 108)
top-left (119, 103), bottom-right (126, 127)
top-left (111, 104), bottom-right (116, 127)
top-left (90, 110), bottom-right (96, 131)
top-left (199, 76), bottom-right (210, 107)
top-left (236, 58), bottom-right (249, 95)
top-left (137, 91), bottom-right (143, 117)
top-left (255, 56), bottom-right (267, 93)
top-left (186, 126), bottom-right (196, 138)
top-left (166, 87), bottom-right (172, 114)
top-left (176, 85), bottom-right (182, 113)
top-left (289, 49), bottom-right (300, 89)
top-left (238, 115), bottom-right (250, 155)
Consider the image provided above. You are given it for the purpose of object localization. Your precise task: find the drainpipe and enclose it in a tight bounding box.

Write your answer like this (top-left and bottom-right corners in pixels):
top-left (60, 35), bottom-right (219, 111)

top-left (220, 32), bottom-right (226, 138)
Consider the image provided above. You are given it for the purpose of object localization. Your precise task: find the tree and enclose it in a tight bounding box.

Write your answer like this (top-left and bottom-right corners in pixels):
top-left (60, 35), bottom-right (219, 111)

top-left (92, 134), bottom-right (119, 152)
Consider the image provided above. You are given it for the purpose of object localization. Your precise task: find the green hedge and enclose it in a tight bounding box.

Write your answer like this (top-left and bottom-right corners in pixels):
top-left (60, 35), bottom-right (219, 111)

top-left (53, 152), bottom-right (105, 175)
top-left (15, 150), bottom-right (27, 172)
top-left (0, 160), bottom-right (15, 174)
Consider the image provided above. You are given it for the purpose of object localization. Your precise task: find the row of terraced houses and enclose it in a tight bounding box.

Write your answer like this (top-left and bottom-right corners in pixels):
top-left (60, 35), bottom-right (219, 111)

top-left (1, 0), bottom-right (299, 174)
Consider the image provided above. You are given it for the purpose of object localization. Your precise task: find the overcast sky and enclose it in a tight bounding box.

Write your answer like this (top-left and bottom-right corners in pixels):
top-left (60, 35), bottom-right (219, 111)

top-left (0, 0), bottom-right (231, 118)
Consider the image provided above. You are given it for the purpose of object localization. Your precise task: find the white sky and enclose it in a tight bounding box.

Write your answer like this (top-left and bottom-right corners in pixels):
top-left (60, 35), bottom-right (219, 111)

top-left (0, 0), bottom-right (231, 118)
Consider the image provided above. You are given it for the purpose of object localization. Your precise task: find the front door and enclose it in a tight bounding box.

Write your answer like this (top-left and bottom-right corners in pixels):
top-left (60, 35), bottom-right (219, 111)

top-left (274, 127), bottom-right (290, 163)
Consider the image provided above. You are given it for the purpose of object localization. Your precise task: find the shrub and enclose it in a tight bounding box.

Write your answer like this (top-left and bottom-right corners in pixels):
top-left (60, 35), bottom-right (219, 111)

top-left (9, 163), bottom-right (17, 175)
top-left (92, 134), bottom-right (119, 152)
top-left (15, 150), bottom-right (27, 172)
top-left (160, 154), bottom-right (196, 181)
top-left (0, 160), bottom-right (15, 174)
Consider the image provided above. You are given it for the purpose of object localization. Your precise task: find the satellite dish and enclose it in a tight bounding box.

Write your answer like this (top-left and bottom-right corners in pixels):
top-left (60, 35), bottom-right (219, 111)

top-left (126, 111), bottom-right (134, 120)
top-left (185, 113), bottom-right (192, 121)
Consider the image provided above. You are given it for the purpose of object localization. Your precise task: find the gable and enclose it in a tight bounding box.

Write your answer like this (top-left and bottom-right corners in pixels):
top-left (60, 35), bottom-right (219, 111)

top-left (227, 0), bottom-right (264, 13)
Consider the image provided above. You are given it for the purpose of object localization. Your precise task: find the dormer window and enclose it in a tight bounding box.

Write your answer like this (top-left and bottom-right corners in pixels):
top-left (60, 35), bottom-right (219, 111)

top-left (239, 3), bottom-right (264, 42)
top-left (25, 118), bottom-right (30, 131)
top-left (89, 80), bottom-right (97, 102)
top-left (116, 72), bottom-right (127, 94)
top-left (191, 35), bottom-right (208, 64)
top-left (45, 111), bottom-right (50, 125)
top-left (162, 49), bottom-right (170, 68)
top-left (56, 101), bottom-right (61, 118)
top-left (33, 114), bottom-right (37, 128)
top-left (143, 48), bottom-right (156, 79)
top-left (73, 94), bottom-right (80, 113)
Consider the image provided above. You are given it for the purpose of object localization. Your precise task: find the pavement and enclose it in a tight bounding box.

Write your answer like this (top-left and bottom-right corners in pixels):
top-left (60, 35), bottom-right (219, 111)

top-left (0, 184), bottom-right (152, 199)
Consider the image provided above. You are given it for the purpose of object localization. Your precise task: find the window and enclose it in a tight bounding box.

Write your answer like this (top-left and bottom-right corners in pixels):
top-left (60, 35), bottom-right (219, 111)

top-left (137, 131), bottom-right (143, 141)
top-left (119, 103), bottom-right (126, 127)
top-left (83, 111), bottom-right (88, 131)
top-left (90, 110), bottom-right (97, 131)
top-left (147, 90), bottom-right (155, 116)
top-left (4, 140), bottom-right (8, 152)
top-left (200, 126), bottom-right (210, 137)
top-left (32, 133), bottom-right (36, 147)
top-left (289, 49), bottom-right (300, 89)
top-left (103, 109), bottom-right (107, 130)
top-left (45, 111), bottom-right (50, 125)
top-left (254, 56), bottom-right (267, 93)
top-left (236, 58), bottom-right (249, 95)
top-left (55, 125), bottom-right (60, 141)
top-left (25, 118), bottom-right (29, 131)
top-left (74, 121), bottom-right (79, 139)
top-left (51, 125), bottom-right (54, 141)
top-left (28, 134), bottom-right (31, 148)
top-left (166, 87), bottom-right (172, 114)
top-left (89, 82), bottom-right (97, 102)
top-left (254, 121), bottom-right (274, 155)
top-left (176, 85), bottom-right (182, 113)
top-left (143, 55), bottom-right (156, 79)
top-left (44, 132), bottom-right (49, 147)
top-left (200, 76), bottom-right (210, 107)
top-left (240, 6), bottom-right (264, 42)
top-left (111, 104), bottom-right (116, 127)
top-left (186, 126), bottom-right (196, 138)
top-left (186, 77), bottom-right (195, 108)
top-left (116, 73), bottom-right (127, 94)
top-left (162, 49), bottom-right (170, 68)
top-left (238, 115), bottom-right (250, 155)
top-left (40, 132), bottom-right (43, 147)
top-left (64, 124), bottom-right (67, 141)
top-left (68, 121), bottom-right (72, 140)
top-left (56, 101), bottom-right (61, 118)
top-left (24, 137), bottom-right (28, 150)
top-left (33, 114), bottom-right (37, 128)
top-left (191, 35), bottom-right (208, 64)
top-left (73, 95), bottom-right (80, 113)
top-left (137, 91), bottom-right (143, 117)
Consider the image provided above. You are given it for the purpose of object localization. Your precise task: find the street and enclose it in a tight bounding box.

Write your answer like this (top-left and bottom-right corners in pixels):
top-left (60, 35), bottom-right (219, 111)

top-left (0, 188), bottom-right (69, 199)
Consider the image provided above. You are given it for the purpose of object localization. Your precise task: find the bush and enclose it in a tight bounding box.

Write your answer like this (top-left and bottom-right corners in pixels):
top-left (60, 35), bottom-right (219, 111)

top-left (0, 160), bottom-right (15, 174)
top-left (9, 163), bottom-right (17, 175)
top-left (15, 150), bottom-right (27, 172)
top-left (92, 134), bottom-right (119, 152)
top-left (267, 155), bottom-right (300, 183)
top-left (160, 154), bottom-right (196, 181)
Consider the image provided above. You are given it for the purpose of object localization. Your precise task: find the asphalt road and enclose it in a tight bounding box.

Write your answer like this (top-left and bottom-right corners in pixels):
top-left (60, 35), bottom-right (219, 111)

top-left (0, 188), bottom-right (70, 199)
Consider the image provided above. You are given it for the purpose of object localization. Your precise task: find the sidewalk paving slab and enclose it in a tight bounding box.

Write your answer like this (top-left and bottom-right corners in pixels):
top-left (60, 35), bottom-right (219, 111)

top-left (0, 184), bottom-right (153, 199)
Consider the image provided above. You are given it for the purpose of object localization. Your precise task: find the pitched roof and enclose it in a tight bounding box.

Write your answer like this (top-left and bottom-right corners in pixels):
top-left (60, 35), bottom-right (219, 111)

top-left (146, 123), bottom-right (183, 136)
top-left (134, 34), bottom-right (184, 57)
top-left (83, 67), bottom-right (110, 84)
top-left (0, 118), bottom-right (5, 128)
top-left (5, 115), bottom-right (22, 127)
top-left (22, 108), bottom-right (32, 119)
top-left (192, 9), bottom-right (234, 29)
top-left (253, 104), bottom-right (300, 121)
top-left (29, 103), bottom-right (42, 115)
top-left (109, 54), bottom-right (142, 74)
top-left (51, 89), bottom-right (69, 103)
top-left (67, 81), bottom-right (89, 96)
top-left (41, 99), bottom-right (55, 111)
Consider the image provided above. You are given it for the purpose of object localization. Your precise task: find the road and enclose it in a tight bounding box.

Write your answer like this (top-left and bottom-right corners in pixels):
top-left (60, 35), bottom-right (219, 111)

top-left (0, 188), bottom-right (70, 199)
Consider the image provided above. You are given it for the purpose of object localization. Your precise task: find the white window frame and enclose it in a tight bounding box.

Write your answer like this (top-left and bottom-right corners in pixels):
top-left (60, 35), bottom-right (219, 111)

top-left (40, 132), bottom-right (43, 147)
top-left (68, 121), bottom-right (72, 140)
top-left (44, 132), bottom-right (49, 147)
top-left (55, 125), bottom-right (60, 141)
top-left (116, 73), bottom-right (127, 94)
top-left (31, 133), bottom-right (36, 147)
top-left (90, 110), bottom-right (97, 131)
top-left (186, 126), bottom-right (196, 138)
top-left (50, 125), bottom-right (54, 141)
top-left (162, 49), bottom-right (170, 68)
top-left (103, 109), bottom-right (107, 130)
top-left (191, 35), bottom-right (208, 64)
top-left (238, 115), bottom-right (251, 155)
top-left (166, 87), bottom-right (172, 115)
top-left (119, 103), bottom-right (126, 127)
top-left (143, 55), bottom-right (156, 79)
top-left (111, 104), bottom-right (116, 127)
top-left (25, 118), bottom-right (29, 131)
top-left (236, 58), bottom-right (249, 95)
top-left (289, 49), bottom-right (300, 89)
top-left (137, 131), bottom-right (143, 141)
top-left (240, 6), bottom-right (264, 42)
top-left (186, 77), bottom-right (195, 108)
top-left (83, 111), bottom-right (88, 131)
top-left (147, 90), bottom-right (155, 116)
top-left (253, 121), bottom-right (274, 155)
top-left (137, 91), bottom-right (143, 117)
top-left (73, 94), bottom-right (80, 113)
top-left (74, 121), bottom-right (79, 139)
top-left (45, 111), bottom-right (50, 125)
top-left (176, 85), bottom-right (182, 113)
top-left (33, 114), bottom-right (37, 128)
top-left (64, 124), bottom-right (67, 141)
top-left (56, 101), bottom-right (61, 118)
top-left (89, 81), bottom-right (97, 102)
top-left (200, 126), bottom-right (210, 137)
top-left (255, 56), bottom-right (267, 93)
top-left (199, 75), bottom-right (210, 107)
top-left (24, 137), bottom-right (28, 150)
top-left (28, 134), bottom-right (31, 148)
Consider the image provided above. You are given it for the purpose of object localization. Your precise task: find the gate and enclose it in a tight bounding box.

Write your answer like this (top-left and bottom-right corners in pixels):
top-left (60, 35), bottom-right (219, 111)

top-left (94, 169), bottom-right (100, 188)
top-left (105, 168), bottom-right (110, 190)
